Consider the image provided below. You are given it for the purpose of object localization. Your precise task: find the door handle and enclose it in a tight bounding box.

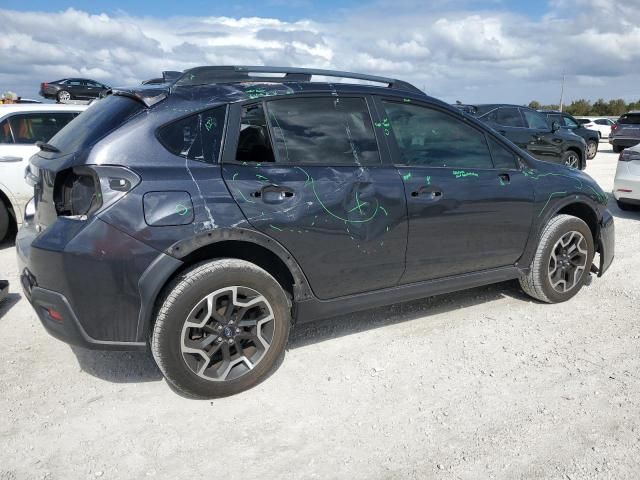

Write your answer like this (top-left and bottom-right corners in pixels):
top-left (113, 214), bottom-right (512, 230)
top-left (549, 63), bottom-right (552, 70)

top-left (0, 155), bottom-right (22, 163)
top-left (253, 185), bottom-right (295, 204)
top-left (498, 173), bottom-right (511, 185)
top-left (411, 186), bottom-right (442, 199)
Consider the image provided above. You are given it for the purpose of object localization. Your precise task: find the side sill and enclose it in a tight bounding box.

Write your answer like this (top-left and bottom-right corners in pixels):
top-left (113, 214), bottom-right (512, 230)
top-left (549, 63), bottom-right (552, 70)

top-left (295, 266), bottom-right (522, 324)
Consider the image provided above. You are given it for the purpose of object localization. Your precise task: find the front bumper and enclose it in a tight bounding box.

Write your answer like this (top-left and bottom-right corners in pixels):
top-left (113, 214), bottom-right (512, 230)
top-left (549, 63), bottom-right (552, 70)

top-left (16, 216), bottom-right (163, 350)
top-left (597, 209), bottom-right (615, 277)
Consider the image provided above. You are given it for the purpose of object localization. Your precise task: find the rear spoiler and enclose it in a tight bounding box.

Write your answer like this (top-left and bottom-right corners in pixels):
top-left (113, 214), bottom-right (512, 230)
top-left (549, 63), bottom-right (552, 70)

top-left (104, 87), bottom-right (169, 108)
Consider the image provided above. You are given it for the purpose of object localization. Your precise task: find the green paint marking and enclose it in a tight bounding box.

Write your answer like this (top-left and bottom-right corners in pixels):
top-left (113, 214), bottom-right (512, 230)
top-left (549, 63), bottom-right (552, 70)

top-left (539, 192), bottom-right (567, 217)
top-left (237, 189), bottom-right (255, 204)
top-left (523, 168), bottom-right (607, 203)
top-left (232, 173), bottom-right (238, 181)
top-left (347, 192), bottom-right (369, 215)
top-left (256, 174), bottom-right (269, 181)
top-left (403, 98), bottom-right (411, 103)
top-left (453, 170), bottom-right (479, 179)
top-left (269, 224), bottom-right (283, 231)
top-left (425, 176), bottom-right (431, 185)
top-left (379, 206), bottom-right (388, 216)
top-left (175, 203), bottom-right (189, 216)
top-left (204, 117), bottom-right (214, 131)
top-left (294, 166), bottom-right (382, 224)
top-left (402, 172), bottom-right (412, 181)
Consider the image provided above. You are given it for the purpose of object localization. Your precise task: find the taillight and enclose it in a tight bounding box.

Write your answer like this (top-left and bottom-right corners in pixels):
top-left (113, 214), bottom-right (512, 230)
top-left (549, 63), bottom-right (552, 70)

top-left (54, 166), bottom-right (139, 219)
top-left (611, 123), bottom-right (618, 133)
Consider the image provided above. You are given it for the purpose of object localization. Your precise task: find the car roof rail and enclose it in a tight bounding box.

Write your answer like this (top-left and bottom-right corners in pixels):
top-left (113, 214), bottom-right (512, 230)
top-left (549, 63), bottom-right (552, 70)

top-left (174, 65), bottom-right (423, 94)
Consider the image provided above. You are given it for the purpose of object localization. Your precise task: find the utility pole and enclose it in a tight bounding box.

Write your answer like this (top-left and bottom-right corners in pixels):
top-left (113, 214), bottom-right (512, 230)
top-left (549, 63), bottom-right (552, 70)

top-left (559, 74), bottom-right (565, 112)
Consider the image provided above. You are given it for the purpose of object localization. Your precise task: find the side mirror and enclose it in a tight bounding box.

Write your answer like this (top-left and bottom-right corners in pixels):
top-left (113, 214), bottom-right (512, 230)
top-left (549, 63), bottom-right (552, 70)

top-left (551, 121), bottom-right (561, 132)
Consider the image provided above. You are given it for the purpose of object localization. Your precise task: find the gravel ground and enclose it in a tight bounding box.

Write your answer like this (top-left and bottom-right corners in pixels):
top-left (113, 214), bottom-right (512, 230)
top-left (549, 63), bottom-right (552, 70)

top-left (1, 146), bottom-right (639, 480)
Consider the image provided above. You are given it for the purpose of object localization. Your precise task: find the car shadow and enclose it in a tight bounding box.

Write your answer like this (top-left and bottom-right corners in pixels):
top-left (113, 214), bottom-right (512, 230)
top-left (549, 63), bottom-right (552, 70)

top-left (0, 293), bottom-right (21, 320)
top-left (289, 280), bottom-right (527, 349)
top-left (0, 237), bottom-right (16, 252)
top-left (69, 280), bottom-right (527, 388)
top-left (70, 346), bottom-right (163, 383)
top-left (606, 193), bottom-right (640, 220)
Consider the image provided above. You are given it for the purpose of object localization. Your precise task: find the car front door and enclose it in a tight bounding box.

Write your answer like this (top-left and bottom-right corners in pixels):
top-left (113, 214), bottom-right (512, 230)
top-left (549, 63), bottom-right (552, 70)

top-left (377, 99), bottom-right (534, 283)
top-left (221, 95), bottom-right (408, 300)
top-left (521, 108), bottom-right (563, 162)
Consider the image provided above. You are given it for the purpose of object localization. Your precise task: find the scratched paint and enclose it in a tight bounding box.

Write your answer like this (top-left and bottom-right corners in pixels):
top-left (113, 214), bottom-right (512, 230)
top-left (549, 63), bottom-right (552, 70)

top-left (402, 172), bottom-right (412, 181)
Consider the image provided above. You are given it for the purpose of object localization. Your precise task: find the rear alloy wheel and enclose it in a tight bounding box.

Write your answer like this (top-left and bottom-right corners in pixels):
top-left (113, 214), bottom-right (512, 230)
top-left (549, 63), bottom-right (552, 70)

top-left (151, 259), bottom-right (290, 398)
top-left (519, 214), bottom-right (594, 303)
top-left (56, 90), bottom-right (71, 103)
top-left (586, 140), bottom-right (598, 160)
top-left (562, 150), bottom-right (581, 169)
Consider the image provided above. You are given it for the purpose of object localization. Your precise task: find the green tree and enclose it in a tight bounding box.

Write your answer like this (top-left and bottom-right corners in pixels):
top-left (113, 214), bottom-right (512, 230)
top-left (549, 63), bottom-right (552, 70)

top-left (565, 99), bottom-right (591, 116)
top-left (608, 99), bottom-right (627, 116)
top-left (528, 100), bottom-right (541, 110)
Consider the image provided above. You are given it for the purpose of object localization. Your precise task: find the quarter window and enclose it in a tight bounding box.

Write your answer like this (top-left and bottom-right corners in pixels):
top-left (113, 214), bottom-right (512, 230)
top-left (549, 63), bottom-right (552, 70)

top-left (382, 102), bottom-right (493, 169)
top-left (265, 97), bottom-right (380, 165)
top-left (488, 137), bottom-right (518, 169)
top-left (157, 106), bottom-right (226, 164)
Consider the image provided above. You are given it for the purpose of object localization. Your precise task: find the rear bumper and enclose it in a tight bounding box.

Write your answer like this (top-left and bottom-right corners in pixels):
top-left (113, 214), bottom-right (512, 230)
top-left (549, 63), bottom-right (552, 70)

top-left (16, 216), bottom-right (175, 350)
top-left (610, 138), bottom-right (640, 148)
top-left (597, 209), bottom-right (615, 277)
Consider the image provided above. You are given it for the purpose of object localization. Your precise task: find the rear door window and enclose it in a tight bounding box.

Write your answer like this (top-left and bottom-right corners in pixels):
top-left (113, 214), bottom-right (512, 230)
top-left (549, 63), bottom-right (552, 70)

top-left (6, 113), bottom-right (76, 144)
top-left (483, 107), bottom-right (525, 128)
top-left (522, 109), bottom-right (550, 130)
top-left (562, 115), bottom-right (579, 128)
top-left (265, 96), bottom-right (380, 165)
top-left (157, 106), bottom-right (227, 164)
top-left (382, 101), bottom-right (493, 169)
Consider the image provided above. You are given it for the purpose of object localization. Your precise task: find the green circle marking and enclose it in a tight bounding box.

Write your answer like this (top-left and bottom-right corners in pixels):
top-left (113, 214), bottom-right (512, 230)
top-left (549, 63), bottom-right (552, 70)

top-left (176, 203), bottom-right (189, 216)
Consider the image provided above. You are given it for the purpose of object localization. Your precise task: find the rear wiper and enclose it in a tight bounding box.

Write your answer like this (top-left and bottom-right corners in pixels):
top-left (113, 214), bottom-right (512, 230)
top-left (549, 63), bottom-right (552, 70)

top-left (36, 141), bottom-right (60, 153)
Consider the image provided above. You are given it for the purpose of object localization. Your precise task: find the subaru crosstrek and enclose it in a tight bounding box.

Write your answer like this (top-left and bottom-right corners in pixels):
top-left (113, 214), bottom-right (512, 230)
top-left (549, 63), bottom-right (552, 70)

top-left (17, 66), bottom-right (615, 398)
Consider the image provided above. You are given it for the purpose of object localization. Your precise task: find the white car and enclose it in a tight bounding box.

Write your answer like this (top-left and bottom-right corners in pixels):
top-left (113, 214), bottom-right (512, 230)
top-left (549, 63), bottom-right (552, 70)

top-left (577, 117), bottom-right (616, 140)
top-left (613, 144), bottom-right (640, 211)
top-left (0, 103), bottom-right (87, 240)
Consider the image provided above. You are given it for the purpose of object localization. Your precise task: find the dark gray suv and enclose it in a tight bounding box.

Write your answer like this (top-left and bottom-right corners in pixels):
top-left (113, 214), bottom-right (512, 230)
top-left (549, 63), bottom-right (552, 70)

top-left (17, 66), bottom-right (614, 398)
top-left (610, 111), bottom-right (640, 153)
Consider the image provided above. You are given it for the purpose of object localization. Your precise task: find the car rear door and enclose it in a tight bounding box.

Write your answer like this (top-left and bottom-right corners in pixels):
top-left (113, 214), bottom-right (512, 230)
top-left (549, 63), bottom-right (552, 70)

top-left (376, 98), bottom-right (534, 283)
top-left (221, 95), bottom-right (408, 300)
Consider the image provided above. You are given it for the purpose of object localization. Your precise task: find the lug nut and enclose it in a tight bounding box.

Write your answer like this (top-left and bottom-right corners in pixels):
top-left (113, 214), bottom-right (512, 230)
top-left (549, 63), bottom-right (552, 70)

top-left (217, 325), bottom-right (223, 331)
top-left (235, 328), bottom-right (241, 333)
top-left (216, 337), bottom-right (223, 343)
top-left (228, 339), bottom-right (234, 345)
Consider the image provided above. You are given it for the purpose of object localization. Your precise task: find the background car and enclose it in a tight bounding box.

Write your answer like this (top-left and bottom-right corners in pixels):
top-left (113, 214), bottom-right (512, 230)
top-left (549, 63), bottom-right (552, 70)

top-left (613, 144), bottom-right (640, 210)
top-left (576, 117), bottom-right (616, 139)
top-left (39, 78), bottom-right (110, 103)
top-left (460, 103), bottom-right (587, 169)
top-left (0, 103), bottom-right (87, 240)
top-left (541, 110), bottom-right (600, 160)
top-left (610, 111), bottom-right (640, 153)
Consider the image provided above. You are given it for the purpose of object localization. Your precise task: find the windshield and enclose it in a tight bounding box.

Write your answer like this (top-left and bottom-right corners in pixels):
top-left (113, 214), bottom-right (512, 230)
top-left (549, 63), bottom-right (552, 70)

top-left (49, 94), bottom-right (144, 153)
top-left (618, 113), bottom-right (640, 125)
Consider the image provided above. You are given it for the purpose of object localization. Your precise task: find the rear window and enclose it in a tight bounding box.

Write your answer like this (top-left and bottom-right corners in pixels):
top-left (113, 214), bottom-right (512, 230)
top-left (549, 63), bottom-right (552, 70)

top-left (618, 114), bottom-right (640, 125)
top-left (157, 106), bottom-right (226, 164)
top-left (49, 95), bottom-right (144, 153)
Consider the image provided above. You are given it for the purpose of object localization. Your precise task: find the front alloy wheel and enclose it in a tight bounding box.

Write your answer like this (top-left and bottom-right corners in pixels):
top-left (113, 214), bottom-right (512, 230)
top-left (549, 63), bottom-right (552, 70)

top-left (564, 151), bottom-right (580, 168)
top-left (547, 231), bottom-right (588, 294)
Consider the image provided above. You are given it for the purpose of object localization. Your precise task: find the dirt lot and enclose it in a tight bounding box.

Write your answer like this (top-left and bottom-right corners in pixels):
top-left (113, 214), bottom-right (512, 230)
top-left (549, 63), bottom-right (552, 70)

top-left (1, 145), bottom-right (639, 480)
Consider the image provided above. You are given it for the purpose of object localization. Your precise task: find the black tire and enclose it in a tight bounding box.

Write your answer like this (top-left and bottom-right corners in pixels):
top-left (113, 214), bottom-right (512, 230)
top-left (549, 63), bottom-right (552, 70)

top-left (519, 214), bottom-right (594, 303)
top-left (0, 202), bottom-right (9, 242)
top-left (586, 140), bottom-right (598, 160)
top-left (562, 150), bottom-right (582, 169)
top-left (613, 145), bottom-right (623, 153)
top-left (598, 131), bottom-right (602, 139)
top-left (56, 90), bottom-right (71, 103)
top-left (617, 199), bottom-right (636, 211)
top-left (151, 259), bottom-right (291, 398)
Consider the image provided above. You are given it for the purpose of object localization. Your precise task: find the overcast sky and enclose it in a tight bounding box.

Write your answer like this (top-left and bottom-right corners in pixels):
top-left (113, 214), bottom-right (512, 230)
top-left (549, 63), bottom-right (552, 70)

top-left (1, 0), bottom-right (639, 103)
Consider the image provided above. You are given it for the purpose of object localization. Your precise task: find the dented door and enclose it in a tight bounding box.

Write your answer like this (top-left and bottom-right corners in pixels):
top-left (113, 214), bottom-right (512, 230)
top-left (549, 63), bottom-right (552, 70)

top-left (221, 96), bottom-right (408, 300)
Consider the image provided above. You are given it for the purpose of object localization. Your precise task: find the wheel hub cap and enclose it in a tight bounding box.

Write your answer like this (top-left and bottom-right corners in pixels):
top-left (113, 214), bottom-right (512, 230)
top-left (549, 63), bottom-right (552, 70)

top-left (180, 286), bottom-right (275, 382)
